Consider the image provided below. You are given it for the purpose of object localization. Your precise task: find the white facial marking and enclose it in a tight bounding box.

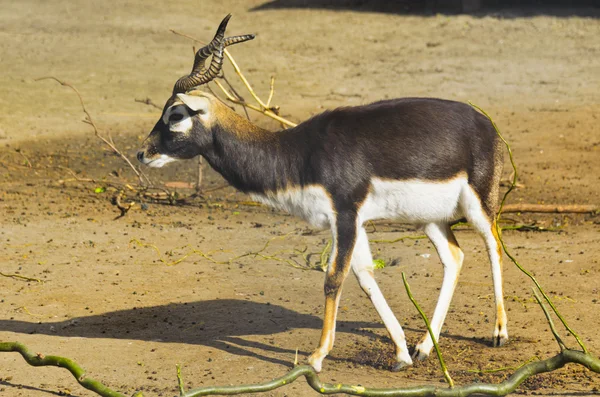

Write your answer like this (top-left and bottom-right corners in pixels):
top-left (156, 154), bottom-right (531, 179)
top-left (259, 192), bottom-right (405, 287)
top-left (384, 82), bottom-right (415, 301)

top-left (143, 154), bottom-right (176, 168)
top-left (163, 104), bottom-right (194, 133)
top-left (176, 93), bottom-right (213, 124)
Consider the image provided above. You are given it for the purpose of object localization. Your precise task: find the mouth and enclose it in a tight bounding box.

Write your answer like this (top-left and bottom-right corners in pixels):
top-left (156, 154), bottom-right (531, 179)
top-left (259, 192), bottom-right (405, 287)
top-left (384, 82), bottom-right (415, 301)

top-left (139, 154), bottom-right (176, 168)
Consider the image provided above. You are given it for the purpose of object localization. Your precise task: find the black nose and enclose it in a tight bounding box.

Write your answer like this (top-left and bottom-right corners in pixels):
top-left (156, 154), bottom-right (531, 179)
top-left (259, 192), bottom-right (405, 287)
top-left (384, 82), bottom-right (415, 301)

top-left (137, 151), bottom-right (144, 162)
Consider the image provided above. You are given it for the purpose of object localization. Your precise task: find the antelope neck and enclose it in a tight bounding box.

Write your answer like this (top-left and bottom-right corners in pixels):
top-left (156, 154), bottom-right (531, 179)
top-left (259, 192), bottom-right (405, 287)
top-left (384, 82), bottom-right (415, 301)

top-left (201, 122), bottom-right (307, 194)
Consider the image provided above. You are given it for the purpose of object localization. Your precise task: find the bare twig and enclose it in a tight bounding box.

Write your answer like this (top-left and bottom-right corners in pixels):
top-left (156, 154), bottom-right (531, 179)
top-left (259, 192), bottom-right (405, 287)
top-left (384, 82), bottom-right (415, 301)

top-left (466, 356), bottom-right (540, 374)
top-left (0, 272), bottom-right (42, 283)
top-left (14, 148), bottom-right (32, 168)
top-left (213, 79), bottom-right (296, 127)
top-left (196, 157), bottom-right (204, 194)
top-left (112, 190), bottom-right (136, 219)
top-left (221, 74), bottom-right (252, 121)
top-left (176, 364), bottom-right (185, 396)
top-left (206, 84), bottom-right (235, 110)
top-left (502, 203), bottom-right (598, 214)
top-left (319, 240), bottom-right (331, 271)
top-left (266, 75), bottom-right (276, 108)
top-left (402, 272), bottom-right (454, 388)
top-left (371, 235), bottom-right (427, 244)
top-left (532, 288), bottom-right (567, 351)
top-left (36, 77), bottom-right (151, 186)
top-left (135, 97), bottom-right (162, 110)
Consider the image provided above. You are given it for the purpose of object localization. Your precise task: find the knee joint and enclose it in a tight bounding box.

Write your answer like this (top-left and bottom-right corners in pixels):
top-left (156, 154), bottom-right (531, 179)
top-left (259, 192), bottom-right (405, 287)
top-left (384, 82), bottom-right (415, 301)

top-left (324, 275), bottom-right (343, 297)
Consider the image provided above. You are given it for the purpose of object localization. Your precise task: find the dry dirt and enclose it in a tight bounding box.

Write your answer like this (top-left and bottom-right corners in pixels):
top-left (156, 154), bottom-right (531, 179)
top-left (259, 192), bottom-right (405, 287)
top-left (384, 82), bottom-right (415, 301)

top-left (1, 1), bottom-right (600, 396)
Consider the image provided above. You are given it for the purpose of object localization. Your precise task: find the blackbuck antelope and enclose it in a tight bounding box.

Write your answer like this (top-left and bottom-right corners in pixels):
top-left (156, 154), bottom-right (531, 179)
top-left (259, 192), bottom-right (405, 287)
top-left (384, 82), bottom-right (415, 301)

top-left (137, 15), bottom-right (508, 372)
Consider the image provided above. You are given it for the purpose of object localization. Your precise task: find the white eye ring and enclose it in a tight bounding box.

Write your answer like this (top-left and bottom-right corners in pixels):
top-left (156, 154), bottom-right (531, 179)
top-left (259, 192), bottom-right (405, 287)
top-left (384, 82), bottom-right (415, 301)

top-left (169, 113), bottom-right (184, 123)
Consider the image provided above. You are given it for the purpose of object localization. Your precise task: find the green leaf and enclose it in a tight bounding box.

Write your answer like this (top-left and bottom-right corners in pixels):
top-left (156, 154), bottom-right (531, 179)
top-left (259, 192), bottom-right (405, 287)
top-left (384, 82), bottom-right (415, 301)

top-left (373, 259), bottom-right (386, 269)
top-left (94, 187), bottom-right (106, 194)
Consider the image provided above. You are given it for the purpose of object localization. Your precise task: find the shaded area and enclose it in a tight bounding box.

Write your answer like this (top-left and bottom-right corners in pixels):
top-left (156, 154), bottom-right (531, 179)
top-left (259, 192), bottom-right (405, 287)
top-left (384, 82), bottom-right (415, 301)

top-left (1, 299), bottom-right (494, 369)
top-left (252, 0), bottom-right (600, 17)
top-left (1, 299), bottom-right (379, 367)
top-left (0, 380), bottom-right (73, 397)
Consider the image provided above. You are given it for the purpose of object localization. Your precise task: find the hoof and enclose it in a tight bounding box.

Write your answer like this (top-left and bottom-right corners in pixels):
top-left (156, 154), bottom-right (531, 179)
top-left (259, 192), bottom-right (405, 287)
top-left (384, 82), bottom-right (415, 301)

top-left (493, 334), bottom-right (509, 347)
top-left (411, 347), bottom-right (430, 361)
top-left (307, 354), bottom-right (323, 373)
top-left (391, 359), bottom-right (412, 372)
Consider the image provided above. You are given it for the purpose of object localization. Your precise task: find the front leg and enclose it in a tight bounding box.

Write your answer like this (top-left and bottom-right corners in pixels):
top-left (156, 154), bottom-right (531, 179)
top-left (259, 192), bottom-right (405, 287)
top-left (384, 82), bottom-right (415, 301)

top-left (308, 210), bottom-right (357, 372)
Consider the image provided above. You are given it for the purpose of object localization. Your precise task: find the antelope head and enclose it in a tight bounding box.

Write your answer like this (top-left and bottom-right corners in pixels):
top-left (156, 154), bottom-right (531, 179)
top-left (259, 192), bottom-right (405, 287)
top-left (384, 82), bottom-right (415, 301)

top-left (137, 15), bottom-right (255, 168)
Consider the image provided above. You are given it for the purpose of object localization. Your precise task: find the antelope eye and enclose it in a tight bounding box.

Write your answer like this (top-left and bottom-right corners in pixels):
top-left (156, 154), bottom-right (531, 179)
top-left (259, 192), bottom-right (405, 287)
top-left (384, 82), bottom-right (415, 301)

top-left (169, 113), bottom-right (184, 123)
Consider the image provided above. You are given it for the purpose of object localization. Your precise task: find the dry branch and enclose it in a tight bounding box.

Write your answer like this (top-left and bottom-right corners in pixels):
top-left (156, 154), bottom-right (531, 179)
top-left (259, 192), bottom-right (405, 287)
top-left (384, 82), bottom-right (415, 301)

top-left (502, 203), bottom-right (598, 214)
top-left (36, 77), bottom-right (151, 186)
top-left (135, 97), bottom-right (162, 110)
top-left (112, 190), bottom-right (136, 218)
top-left (0, 272), bottom-right (42, 283)
top-left (402, 272), bottom-right (454, 387)
top-left (532, 288), bottom-right (567, 352)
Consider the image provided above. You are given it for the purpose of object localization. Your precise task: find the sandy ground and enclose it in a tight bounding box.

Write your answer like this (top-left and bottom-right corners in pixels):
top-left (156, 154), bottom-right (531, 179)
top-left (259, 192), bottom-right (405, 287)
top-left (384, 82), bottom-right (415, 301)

top-left (1, 1), bottom-right (600, 396)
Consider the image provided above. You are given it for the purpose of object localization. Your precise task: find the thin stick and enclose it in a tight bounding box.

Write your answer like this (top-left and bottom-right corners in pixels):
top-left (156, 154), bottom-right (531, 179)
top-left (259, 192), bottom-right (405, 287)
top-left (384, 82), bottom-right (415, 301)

top-left (196, 157), bottom-right (204, 193)
top-left (319, 240), bottom-right (332, 271)
top-left (14, 149), bottom-right (32, 168)
top-left (266, 75), bottom-right (276, 108)
top-left (177, 364), bottom-right (186, 396)
top-left (532, 288), bottom-right (567, 351)
top-left (371, 235), bottom-right (427, 244)
top-left (502, 203), bottom-right (598, 214)
top-left (221, 74), bottom-right (252, 121)
top-left (469, 101), bottom-right (588, 353)
top-left (36, 77), bottom-right (151, 186)
top-left (213, 80), bottom-right (296, 127)
top-left (466, 356), bottom-right (540, 374)
top-left (0, 272), bottom-right (42, 283)
top-left (134, 97), bottom-right (162, 110)
top-left (402, 272), bottom-right (454, 388)
top-left (112, 191), bottom-right (136, 219)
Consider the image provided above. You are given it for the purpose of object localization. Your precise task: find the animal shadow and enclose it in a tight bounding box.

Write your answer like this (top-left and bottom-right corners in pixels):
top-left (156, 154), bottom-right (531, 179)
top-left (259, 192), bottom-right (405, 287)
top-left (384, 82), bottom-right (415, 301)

top-left (1, 299), bottom-right (380, 367)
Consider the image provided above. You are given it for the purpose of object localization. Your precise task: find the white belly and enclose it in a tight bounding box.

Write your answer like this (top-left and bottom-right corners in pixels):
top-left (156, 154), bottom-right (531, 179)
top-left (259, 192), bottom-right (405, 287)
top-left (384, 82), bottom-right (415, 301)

top-left (359, 177), bottom-right (466, 224)
top-left (251, 186), bottom-right (334, 229)
top-left (251, 176), bottom-right (467, 228)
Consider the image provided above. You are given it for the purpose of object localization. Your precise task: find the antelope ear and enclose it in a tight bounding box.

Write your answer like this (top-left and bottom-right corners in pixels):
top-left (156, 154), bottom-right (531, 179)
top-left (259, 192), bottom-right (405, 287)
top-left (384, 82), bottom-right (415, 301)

top-left (176, 93), bottom-right (210, 113)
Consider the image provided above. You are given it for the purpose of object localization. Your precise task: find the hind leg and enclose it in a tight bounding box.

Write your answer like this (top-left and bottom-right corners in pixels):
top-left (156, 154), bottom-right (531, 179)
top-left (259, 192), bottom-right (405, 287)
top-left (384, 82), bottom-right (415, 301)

top-left (488, 219), bottom-right (508, 346)
top-left (351, 226), bottom-right (413, 370)
top-left (464, 198), bottom-right (509, 347)
top-left (413, 222), bottom-right (464, 360)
